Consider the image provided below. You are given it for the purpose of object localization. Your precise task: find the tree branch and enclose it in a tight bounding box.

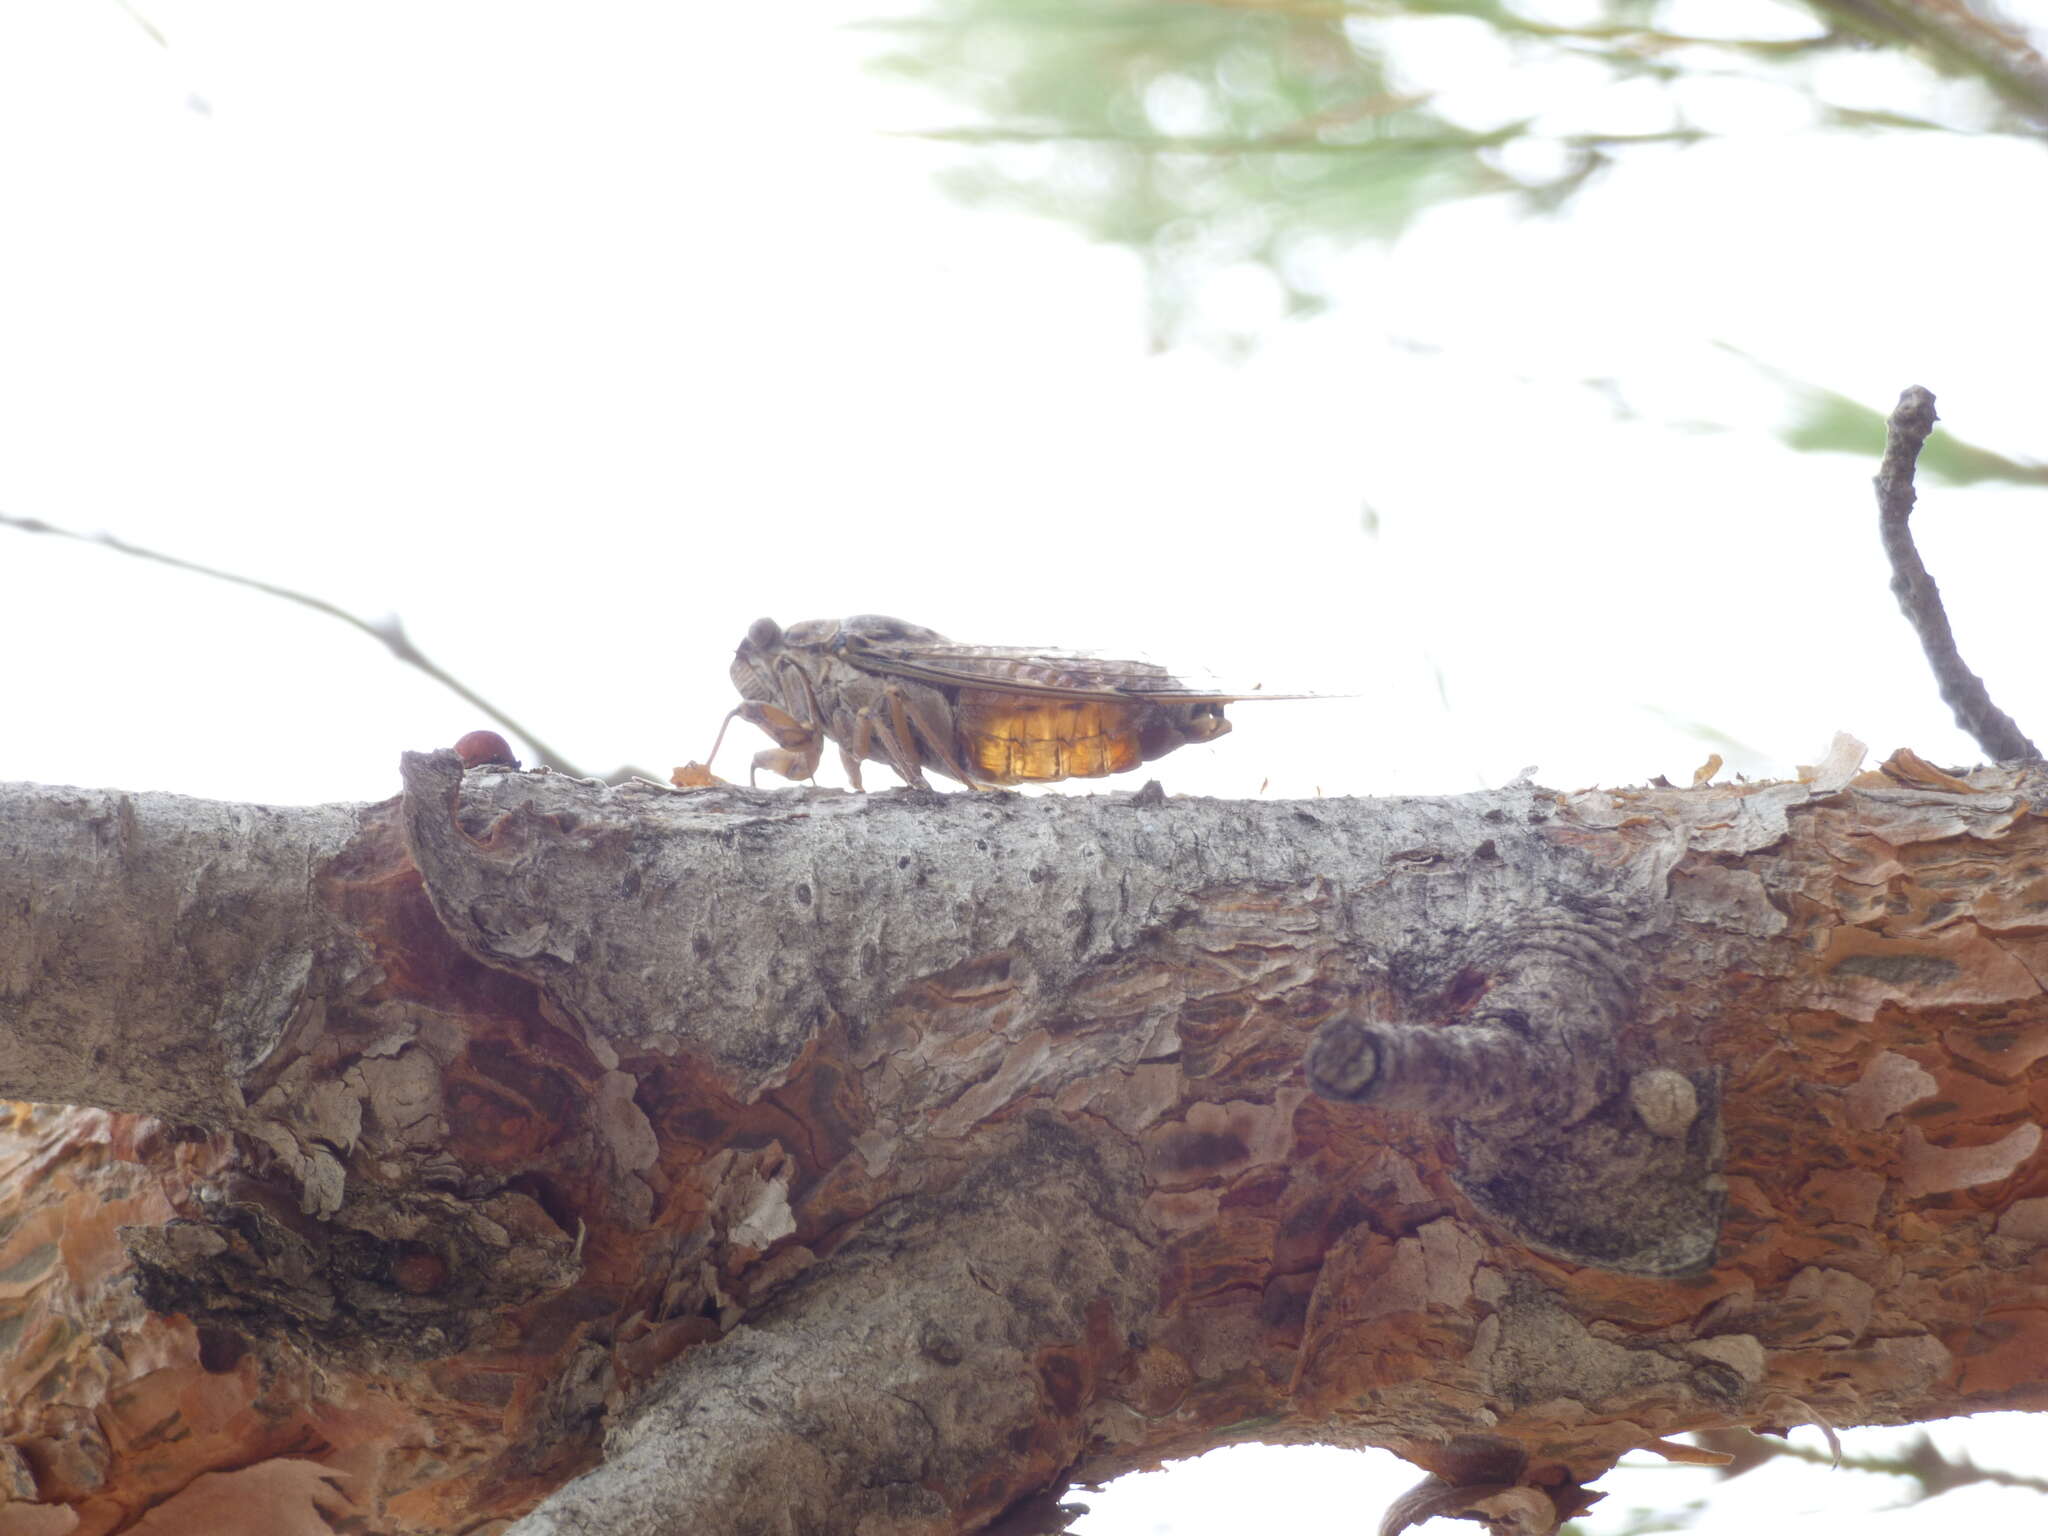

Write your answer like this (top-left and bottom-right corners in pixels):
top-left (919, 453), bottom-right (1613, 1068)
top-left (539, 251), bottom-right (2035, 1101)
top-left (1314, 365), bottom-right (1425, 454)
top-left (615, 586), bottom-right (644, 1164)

top-left (508, 1118), bottom-right (1154, 1536)
top-left (1872, 387), bottom-right (2040, 762)
top-left (5, 757), bottom-right (2048, 1531)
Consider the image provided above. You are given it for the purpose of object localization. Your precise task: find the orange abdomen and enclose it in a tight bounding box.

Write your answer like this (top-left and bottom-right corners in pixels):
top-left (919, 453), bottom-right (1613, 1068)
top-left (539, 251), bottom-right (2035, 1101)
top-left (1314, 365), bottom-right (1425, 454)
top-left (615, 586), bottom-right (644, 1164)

top-left (956, 693), bottom-right (1145, 785)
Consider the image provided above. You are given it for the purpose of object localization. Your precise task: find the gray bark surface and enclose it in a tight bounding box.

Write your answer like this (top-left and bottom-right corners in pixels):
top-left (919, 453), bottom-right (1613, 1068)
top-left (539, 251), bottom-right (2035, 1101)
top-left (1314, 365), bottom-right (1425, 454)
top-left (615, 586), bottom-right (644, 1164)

top-left (0, 785), bottom-right (365, 1119)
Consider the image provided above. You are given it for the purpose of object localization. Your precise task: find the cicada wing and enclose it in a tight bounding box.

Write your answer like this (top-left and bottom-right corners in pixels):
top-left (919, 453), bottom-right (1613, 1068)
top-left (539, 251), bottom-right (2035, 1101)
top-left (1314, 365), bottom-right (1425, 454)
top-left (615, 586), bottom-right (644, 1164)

top-left (838, 636), bottom-right (1317, 704)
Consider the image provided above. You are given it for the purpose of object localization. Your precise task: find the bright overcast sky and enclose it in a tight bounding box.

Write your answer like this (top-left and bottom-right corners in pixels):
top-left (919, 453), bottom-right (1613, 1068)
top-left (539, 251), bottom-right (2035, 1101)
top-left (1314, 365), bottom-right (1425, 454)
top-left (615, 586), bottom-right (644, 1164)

top-left (1, 1), bottom-right (2045, 1530)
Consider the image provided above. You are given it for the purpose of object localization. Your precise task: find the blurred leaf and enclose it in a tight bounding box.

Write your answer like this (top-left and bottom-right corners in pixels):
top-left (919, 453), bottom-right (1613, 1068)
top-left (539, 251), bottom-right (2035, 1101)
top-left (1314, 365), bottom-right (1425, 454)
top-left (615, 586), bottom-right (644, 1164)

top-left (1633, 704), bottom-right (1766, 767)
top-left (1718, 344), bottom-right (2048, 487)
top-left (1820, 104), bottom-right (1959, 131)
top-left (1785, 390), bottom-right (2048, 486)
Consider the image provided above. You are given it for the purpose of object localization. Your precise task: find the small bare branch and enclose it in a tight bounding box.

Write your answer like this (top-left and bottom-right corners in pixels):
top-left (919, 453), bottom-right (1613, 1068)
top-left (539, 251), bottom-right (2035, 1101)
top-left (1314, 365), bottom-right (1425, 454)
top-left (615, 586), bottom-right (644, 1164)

top-left (1696, 1426), bottom-right (2048, 1500)
top-left (0, 510), bottom-right (590, 777)
top-left (1872, 387), bottom-right (2040, 763)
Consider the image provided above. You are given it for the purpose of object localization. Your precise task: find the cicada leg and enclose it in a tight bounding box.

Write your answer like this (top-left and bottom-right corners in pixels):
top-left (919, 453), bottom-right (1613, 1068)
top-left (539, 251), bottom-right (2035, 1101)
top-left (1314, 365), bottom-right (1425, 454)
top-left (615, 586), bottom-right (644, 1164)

top-left (837, 747), bottom-right (866, 793)
top-left (751, 740), bottom-right (822, 785)
top-left (844, 682), bottom-right (990, 791)
top-left (844, 702), bottom-right (922, 791)
top-left (706, 699), bottom-right (823, 786)
top-left (889, 684), bottom-right (991, 789)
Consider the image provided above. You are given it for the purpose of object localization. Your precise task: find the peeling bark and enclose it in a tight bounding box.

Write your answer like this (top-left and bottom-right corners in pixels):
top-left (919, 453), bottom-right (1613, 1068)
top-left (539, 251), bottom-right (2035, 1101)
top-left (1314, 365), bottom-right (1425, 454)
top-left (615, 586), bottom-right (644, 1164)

top-left (0, 744), bottom-right (2044, 1535)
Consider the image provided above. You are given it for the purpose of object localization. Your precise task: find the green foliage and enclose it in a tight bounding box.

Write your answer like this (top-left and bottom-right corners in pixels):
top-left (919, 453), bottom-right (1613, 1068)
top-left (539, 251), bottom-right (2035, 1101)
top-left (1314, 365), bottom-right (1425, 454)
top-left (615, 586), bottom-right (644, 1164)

top-left (870, 0), bottom-right (2043, 348)
top-left (873, 0), bottom-right (1522, 344)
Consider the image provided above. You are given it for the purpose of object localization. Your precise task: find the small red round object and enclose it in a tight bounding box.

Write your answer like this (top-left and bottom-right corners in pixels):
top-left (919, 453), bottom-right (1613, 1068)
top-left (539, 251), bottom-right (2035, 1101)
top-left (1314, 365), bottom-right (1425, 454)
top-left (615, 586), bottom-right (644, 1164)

top-left (392, 1248), bottom-right (449, 1295)
top-left (454, 730), bottom-right (520, 770)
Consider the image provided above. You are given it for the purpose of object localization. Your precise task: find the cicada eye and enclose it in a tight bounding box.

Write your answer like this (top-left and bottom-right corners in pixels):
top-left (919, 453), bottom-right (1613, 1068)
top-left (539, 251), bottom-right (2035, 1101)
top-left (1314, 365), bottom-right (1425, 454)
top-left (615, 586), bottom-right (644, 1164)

top-left (745, 617), bottom-right (783, 651)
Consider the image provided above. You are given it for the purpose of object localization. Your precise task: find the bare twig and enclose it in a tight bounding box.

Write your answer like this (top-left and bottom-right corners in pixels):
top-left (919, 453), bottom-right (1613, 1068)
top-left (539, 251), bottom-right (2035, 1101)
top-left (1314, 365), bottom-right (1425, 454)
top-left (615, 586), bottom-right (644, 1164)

top-left (904, 125), bottom-right (1709, 157)
top-left (1815, 0), bottom-right (2048, 131)
top-left (1873, 387), bottom-right (2040, 763)
top-left (0, 511), bottom-right (589, 778)
top-left (1695, 1426), bottom-right (2048, 1500)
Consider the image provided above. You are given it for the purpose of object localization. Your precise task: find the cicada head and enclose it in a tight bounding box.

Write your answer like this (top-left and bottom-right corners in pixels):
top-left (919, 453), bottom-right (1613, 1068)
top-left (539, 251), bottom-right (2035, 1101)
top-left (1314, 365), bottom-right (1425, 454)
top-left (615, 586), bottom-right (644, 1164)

top-left (731, 616), bottom-right (786, 703)
top-left (1138, 701), bottom-right (1233, 763)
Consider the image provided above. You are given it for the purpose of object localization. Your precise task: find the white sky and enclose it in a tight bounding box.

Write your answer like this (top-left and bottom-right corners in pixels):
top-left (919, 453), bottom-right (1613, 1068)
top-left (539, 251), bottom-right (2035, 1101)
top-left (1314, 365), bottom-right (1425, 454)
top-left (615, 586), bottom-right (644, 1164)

top-left (1, 2), bottom-right (2045, 1531)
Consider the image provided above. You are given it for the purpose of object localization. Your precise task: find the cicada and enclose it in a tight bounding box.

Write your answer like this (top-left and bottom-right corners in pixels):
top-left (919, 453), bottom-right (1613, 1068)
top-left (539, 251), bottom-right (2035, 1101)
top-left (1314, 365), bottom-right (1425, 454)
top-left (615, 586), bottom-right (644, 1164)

top-left (702, 615), bottom-right (1310, 791)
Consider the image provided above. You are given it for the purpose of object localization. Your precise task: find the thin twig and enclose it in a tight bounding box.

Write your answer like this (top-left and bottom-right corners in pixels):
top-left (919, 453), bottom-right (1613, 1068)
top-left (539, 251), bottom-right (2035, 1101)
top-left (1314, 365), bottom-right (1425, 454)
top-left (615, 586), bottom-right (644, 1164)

top-left (900, 126), bottom-right (1709, 156)
top-left (1692, 1427), bottom-right (2048, 1499)
top-left (0, 511), bottom-right (589, 778)
top-left (1873, 387), bottom-right (2040, 762)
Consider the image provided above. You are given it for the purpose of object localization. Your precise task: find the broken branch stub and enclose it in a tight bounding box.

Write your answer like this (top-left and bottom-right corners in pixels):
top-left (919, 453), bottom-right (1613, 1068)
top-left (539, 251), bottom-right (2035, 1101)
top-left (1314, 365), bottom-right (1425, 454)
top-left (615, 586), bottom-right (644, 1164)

top-left (1307, 915), bottom-right (1725, 1276)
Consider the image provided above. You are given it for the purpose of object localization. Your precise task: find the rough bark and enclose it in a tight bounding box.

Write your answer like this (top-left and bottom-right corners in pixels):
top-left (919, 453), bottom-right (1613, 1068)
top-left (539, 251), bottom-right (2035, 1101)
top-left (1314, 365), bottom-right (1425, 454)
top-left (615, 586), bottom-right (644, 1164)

top-left (0, 742), bottom-right (2044, 1535)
